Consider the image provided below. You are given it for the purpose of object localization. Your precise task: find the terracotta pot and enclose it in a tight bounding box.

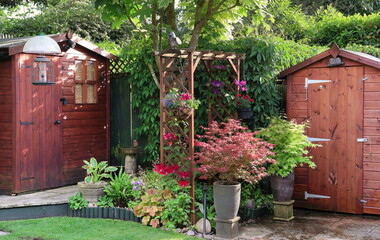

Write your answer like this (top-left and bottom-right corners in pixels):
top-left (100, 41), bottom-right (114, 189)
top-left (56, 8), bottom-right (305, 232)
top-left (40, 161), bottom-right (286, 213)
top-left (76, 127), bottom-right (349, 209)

top-left (78, 181), bottom-right (108, 204)
top-left (213, 181), bottom-right (241, 219)
top-left (270, 172), bottom-right (295, 202)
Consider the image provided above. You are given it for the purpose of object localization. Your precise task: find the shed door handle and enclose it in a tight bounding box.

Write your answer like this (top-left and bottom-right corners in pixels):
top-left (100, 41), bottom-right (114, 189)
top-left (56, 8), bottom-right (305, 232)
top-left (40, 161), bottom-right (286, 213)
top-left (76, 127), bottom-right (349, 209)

top-left (54, 120), bottom-right (61, 125)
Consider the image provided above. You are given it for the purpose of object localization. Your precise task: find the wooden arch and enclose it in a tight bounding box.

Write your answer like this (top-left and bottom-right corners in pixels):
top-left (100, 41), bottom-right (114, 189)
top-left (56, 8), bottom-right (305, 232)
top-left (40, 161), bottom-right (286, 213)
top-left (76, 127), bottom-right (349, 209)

top-left (154, 49), bottom-right (245, 222)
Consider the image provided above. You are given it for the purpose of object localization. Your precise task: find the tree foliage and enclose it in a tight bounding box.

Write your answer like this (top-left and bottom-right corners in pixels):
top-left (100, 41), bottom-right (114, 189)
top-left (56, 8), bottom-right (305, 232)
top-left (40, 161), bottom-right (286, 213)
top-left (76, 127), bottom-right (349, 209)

top-left (94, 0), bottom-right (269, 49)
top-left (1, 0), bottom-right (132, 45)
top-left (292, 0), bottom-right (380, 16)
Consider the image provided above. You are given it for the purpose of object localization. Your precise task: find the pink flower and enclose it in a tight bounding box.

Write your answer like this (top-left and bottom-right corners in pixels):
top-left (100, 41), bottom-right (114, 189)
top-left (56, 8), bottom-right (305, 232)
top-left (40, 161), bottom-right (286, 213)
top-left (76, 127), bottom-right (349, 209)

top-left (178, 180), bottom-right (189, 187)
top-left (241, 86), bottom-right (248, 91)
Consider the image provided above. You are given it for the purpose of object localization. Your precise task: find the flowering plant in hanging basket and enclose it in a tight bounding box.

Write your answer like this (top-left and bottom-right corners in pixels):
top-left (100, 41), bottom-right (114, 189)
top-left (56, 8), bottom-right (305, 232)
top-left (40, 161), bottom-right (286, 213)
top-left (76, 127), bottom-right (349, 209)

top-left (162, 88), bottom-right (200, 111)
top-left (195, 119), bottom-right (276, 184)
top-left (235, 93), bottom-right (254, 109)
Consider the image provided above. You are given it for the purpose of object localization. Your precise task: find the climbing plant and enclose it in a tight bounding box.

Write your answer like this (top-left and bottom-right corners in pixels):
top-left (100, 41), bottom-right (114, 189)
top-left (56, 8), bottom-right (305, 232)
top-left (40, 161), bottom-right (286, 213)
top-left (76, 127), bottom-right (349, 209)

top-left (124, 36), bottom-right (324, 163)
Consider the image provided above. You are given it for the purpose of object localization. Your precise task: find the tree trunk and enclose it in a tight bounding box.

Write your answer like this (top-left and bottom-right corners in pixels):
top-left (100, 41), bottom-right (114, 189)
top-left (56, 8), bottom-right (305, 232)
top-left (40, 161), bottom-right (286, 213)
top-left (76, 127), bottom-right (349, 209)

top-left (152, 3), bottom-right (159, 50)
top-left (166, 1), bottom-right (177, 31)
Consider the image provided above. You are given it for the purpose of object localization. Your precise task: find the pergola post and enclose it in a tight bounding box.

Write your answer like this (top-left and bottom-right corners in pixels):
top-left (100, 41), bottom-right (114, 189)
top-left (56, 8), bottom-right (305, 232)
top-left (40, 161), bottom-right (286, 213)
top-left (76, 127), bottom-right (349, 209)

top-left (155, 49), bottom-right (245, 225)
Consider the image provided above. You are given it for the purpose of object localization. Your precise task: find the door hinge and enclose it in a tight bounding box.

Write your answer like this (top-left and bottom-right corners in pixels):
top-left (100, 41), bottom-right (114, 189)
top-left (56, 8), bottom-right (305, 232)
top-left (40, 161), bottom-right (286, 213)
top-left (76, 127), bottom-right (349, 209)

top-left (20, 121), bottom-right (34, 125)
top-left (357, 138), bottom-right (368, 143)
top-left (20, 64), bottom-right (33, 68)
top-left (305, 192), bottom-right (331, 200)
top-left (360, 199), bottom-right (368, 203)
top-left (307, 137), bottom-right (331, 142)
top-left (305, 78), bottom-right (332, 89)
top-left (305, 78), bottom-right (332, 100)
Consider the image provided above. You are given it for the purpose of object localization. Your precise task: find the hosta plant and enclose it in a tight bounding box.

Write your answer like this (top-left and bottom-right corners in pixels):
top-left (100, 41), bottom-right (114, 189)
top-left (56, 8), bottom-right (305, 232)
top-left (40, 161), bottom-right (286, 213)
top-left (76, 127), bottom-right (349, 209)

top-left (195, 119), bottom-right (275, 183)
top-left (82, 157), bottom-right (117, 183)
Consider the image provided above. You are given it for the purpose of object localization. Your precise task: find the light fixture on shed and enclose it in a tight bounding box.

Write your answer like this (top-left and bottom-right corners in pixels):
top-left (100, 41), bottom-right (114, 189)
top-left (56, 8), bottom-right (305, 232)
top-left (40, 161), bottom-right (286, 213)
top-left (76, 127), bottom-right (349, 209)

top-left (23, 35), bottom-right (61, 85)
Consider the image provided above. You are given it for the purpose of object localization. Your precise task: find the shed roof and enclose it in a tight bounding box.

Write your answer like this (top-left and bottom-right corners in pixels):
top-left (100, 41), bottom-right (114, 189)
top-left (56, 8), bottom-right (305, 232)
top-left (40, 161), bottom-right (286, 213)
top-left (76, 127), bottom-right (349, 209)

top-left (0, 33), bottom-right (115, 59)
top-left (279, 43), bottom-right (380, 79)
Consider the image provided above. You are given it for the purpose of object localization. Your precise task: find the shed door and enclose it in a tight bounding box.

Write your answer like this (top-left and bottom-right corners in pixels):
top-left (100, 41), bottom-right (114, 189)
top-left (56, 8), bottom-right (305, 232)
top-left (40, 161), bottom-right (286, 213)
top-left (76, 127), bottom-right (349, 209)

top-left (18, 54), bottom-right (63, 192)
top-left (306, 66), bottom-right (363, 214)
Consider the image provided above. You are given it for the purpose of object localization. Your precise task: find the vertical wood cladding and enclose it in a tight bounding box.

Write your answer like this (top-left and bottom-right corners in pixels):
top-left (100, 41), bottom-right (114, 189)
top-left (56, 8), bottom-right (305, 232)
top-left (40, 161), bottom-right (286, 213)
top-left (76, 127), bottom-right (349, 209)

top-left (61, 48), bottom-right (109, 184)
top-left (287, 57), bottom-right (365, 214)
top-left (0, 58), bottom-right (13, 193)
top-left (363, 66), bottom-right (380, 214)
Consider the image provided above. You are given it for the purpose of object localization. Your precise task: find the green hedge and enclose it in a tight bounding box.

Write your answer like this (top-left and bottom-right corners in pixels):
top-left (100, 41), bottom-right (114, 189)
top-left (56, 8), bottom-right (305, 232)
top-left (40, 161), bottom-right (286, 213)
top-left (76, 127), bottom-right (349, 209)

top-left (308, 12), bottom-right (380, 47)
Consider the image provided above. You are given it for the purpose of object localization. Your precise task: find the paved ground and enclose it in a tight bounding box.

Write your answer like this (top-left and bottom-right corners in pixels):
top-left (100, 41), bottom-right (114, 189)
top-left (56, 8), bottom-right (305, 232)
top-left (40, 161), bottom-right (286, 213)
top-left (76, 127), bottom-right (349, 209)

top-left (238, 209), bottom-right (380, 240)
top-left (1, 186), bottom-right (380, 239)
top-left (0, 185), bottom-right (78, 209)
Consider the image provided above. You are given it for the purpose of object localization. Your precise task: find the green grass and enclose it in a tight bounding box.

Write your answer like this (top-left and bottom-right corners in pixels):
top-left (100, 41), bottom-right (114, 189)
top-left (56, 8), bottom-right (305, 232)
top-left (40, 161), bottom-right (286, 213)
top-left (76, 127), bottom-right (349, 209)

top-left (0, 217), bottom-right (195, 240)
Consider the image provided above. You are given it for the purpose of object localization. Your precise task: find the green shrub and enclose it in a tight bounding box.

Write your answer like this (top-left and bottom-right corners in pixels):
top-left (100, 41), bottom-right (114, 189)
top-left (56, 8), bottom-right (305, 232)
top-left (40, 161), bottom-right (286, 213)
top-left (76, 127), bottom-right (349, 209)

top-left (308, 9), bottom-right (380, 47)
top-left (104, 168), bottom-right (133, 208)
top-left (258, 117), bottom-right (319, 177)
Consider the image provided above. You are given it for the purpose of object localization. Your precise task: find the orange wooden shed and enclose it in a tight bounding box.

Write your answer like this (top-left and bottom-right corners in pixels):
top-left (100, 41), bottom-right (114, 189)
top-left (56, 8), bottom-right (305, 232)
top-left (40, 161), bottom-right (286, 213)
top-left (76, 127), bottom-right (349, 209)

top-left (280, 43), bottom-right (380, 215)
top-left (0, 33), bottom-right (115, 194)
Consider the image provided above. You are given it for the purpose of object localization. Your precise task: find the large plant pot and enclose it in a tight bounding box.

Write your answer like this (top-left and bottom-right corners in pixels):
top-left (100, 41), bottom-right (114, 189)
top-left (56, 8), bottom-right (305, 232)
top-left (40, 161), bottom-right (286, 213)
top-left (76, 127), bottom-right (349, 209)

top-left (213, 181), bottom-right (241, 219)
top-left (238, 108), bottom-right (252, 119)
top-left (270, 172), bottom-right (295, 202)
top-left (78, 181), bottom-right (108, 205)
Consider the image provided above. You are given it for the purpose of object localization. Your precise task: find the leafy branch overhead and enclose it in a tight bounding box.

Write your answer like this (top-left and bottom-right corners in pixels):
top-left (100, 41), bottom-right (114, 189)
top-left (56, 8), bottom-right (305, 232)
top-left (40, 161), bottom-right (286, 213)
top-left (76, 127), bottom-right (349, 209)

top-left (94, 0), bottom-right (268, 49)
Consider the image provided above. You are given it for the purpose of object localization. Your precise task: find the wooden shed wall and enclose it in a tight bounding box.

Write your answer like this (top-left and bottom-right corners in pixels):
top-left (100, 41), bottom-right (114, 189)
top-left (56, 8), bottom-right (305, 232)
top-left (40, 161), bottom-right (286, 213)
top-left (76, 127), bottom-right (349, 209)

top-left (363, 66), bottom-right (380, 214)
top-left (0, 57), bottom-right (13, 193)
top-left (61, 47), bottom-right (109, 185)
top-left (287, 56), bottom-right (380, 214)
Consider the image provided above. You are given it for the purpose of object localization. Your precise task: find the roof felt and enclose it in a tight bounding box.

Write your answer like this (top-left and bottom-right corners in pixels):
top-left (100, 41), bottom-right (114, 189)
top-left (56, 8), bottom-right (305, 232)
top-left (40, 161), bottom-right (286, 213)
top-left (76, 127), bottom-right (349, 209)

top-left (279, 43), bottom-right (380, 78)
top-left (0, 33), bottom-right (115, 59)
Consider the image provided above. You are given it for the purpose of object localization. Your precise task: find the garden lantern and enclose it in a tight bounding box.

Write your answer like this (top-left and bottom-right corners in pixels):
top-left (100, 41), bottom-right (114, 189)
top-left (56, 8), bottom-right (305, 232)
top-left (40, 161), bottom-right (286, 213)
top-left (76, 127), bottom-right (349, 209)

top-left (23, 35), bottom-right (61, 84)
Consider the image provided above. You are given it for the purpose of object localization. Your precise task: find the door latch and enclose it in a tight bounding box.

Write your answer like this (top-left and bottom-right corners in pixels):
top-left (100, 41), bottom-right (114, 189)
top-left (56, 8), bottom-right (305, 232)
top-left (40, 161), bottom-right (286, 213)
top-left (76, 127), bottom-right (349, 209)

top-left (54, 120), bottom-right (62, 125)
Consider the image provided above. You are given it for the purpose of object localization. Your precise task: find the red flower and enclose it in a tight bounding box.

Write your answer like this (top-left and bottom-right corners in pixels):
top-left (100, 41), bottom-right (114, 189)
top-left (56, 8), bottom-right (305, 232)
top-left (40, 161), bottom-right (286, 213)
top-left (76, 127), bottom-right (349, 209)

top-left (153, 163), bottom-right (168, 175)
top-left (177, 171), bottom-right (190, 179)
top-left (180, 92), bottom-right (192, 101)
top-left (237, 94), bottom-right (241, 97)
top-left (237, 102), bottom-right (241, 105)
top-left (249, 99), bottom-right (254, 102)
top-left (243, 95), bottom-right (250, 100)
top-left (178, 180), bottom-right (189, 187)
top-left (154, 163), bottom-right (181, 175)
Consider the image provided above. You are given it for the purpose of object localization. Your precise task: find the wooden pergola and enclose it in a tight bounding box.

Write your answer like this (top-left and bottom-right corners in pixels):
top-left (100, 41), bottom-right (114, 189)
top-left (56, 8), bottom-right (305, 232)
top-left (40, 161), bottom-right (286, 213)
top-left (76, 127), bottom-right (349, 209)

top-left (154, 49), bottom-right (245, 223)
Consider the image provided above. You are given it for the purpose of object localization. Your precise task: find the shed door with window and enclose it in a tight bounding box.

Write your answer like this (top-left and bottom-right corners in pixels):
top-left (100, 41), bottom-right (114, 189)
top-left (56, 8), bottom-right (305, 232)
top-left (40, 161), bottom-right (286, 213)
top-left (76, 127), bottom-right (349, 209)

top-left (304, 66), bottom-right (363, 214)
top-left (17, 54), bottom-right (63, 192)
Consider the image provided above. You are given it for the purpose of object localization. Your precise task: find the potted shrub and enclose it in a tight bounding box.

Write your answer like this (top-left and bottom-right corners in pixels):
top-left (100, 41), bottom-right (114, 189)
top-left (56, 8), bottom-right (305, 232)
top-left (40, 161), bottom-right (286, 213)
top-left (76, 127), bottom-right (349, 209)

top-left (195, 119), bottom-right (275, 220)
top-left (78, 157), bottom-right (117, 205)
top-left (258, 117), bottom-right (319, 202)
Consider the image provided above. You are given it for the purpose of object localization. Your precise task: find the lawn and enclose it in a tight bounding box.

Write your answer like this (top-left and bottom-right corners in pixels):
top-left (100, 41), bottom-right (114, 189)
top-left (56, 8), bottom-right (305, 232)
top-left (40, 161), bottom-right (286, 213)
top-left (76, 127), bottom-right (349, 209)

top-left (0, 217), bottom-right (195, 240)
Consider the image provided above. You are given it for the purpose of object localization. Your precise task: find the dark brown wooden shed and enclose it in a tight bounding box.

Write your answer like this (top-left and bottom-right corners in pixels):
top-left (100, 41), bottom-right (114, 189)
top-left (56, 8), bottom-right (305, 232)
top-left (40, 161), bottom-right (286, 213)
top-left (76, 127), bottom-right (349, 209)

top-left (280, 43), bottom-right (380, 215)
top-left (0, 33), bottom-right (115, 194)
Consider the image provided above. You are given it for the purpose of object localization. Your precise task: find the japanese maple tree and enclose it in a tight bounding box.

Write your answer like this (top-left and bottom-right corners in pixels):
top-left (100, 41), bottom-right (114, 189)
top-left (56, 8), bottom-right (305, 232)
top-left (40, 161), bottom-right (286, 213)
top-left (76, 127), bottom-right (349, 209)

top-left (195, 119), bottom-right (275, 183)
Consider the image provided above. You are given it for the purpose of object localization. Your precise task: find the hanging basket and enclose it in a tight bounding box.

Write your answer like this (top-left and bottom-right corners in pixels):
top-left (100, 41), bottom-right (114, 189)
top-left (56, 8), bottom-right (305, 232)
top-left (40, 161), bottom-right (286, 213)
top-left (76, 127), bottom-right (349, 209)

top-left (172, 108), bottom-right (193, 120)
top-left (238, 108), bottom-right (252, 119)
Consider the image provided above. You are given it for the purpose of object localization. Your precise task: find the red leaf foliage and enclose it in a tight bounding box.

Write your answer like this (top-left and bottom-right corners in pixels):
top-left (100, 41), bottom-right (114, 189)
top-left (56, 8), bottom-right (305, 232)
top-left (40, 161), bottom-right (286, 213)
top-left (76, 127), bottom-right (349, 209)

top-left (195, 119), bottom-right (275, 183)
